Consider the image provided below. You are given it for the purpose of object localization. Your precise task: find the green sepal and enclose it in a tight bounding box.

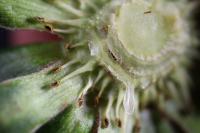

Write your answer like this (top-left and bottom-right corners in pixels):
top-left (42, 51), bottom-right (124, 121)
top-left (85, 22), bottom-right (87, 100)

top-left (0, 0), bottom-right (69, 29)
top-left (37, 105), bottom-right (94, 133)
top-left (0, 66), bottom-right (84, 133)
top-left (0, 43), bottom-right (63, 82)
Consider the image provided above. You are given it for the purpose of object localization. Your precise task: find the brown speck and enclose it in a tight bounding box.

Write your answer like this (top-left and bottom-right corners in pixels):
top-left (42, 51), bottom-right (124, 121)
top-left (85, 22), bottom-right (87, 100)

top-left (101, 25), bottom-right (108, 34)
top-left (45, 24), bottom-right (53, 32)
top-left (35, 17), bottom-right (45, 22)
top-left (51, 66), bottom-right (61, 73)
top-left (64, 43), bottom-right (72, 49)
top-left (95, 96), bottom-right (99, 106)
top-left (51, 81), bottom-right (59, 88)
top-left (108, 50), bottom-right (117, 62)
top-left (116, 119), bottom-right (122, 128)
top-left (144, 11), bottom-right (151, 14)
top-left (77, 95), bottom-right (84, 107)
top-left (101, 118), bottom-right (109, 128)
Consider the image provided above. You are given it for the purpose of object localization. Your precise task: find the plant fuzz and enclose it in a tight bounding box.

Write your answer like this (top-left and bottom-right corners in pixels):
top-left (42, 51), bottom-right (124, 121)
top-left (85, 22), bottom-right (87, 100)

top-left (0, 0), bottom-right (196, 133)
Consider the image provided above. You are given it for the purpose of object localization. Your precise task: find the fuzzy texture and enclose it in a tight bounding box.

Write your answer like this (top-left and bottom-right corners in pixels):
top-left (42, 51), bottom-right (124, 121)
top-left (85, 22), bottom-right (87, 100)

top-left (0, 0), bottom-right (197, 133)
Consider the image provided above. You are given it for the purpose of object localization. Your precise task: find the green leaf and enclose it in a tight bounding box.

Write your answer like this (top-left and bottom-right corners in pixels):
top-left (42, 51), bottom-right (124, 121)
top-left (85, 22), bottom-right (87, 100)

top-left (0, 43), bottom-right (63, 82)
top-left (181, 115), bottom-right (200, 133)
top-left (0, 0), bottom-right (68, 29)
top-left (0, 66), bottom-right (85, 133)
top-left (157, 120), bottom-right (174, 133)
top-left (36, 105), bottom-right (95, 133)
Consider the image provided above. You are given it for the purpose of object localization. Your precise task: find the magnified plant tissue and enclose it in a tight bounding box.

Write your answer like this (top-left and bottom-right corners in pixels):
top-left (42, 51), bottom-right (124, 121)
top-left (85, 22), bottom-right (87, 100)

top-left (0, 0), bottom-right (197, 133)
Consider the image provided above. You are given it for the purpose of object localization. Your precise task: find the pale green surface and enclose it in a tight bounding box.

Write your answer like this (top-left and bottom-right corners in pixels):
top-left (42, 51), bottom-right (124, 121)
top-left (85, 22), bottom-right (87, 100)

top-left (37, 105), bottom-right (94, 133)
top-left (116, 1), bottom-right (173, 57)
top-left (0, 66), bottom-right (84, 133)
top-left (0, 0), bottom-right (197, 133)
top-left (0, 0), bottom-right (69, 28)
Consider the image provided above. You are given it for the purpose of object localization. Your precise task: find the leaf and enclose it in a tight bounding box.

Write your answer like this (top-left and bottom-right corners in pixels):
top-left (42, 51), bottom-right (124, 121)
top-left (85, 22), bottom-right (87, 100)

top-left (36, 105), bottom-right (95, 133)
top-left (181, 115), bottom-right (200, 133)
top-left (0, 43), bottom-right (63, 82)
top-left (0, 0), bottom-right (69, 29)
top-left (0, 66), bottom-right (85, 133)
top-left (157, 119), bottom-right (174, 133)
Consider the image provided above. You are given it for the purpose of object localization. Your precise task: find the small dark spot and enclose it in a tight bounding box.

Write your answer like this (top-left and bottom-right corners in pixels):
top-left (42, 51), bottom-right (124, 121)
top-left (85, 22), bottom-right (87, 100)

top-left (101, 118), bottom-right (109, 128)
top-left (108, 50), bottom-right (117, 62)
top-left (78, 99), bottom-right (83, 107)
top-left (43, 61), bottom-right (62, 70)
top-left (77, 95), bottom-right (84, 107)
top-left (44, 24), bottom-right (53, 32)
top-left (64, 43), bottom-right (72, 49)
top-left (51, 81), bottom-right (59, 88)
top-left (116, 119), bottom-right (122, 128)
top-left (35, 17), bottom-right (45, 22)
top-left (101, 25), bottom-right (108, 34)
top-left (49, 66), bottom-right (61, 74)
top-left (95, 96), bottom-right (99, 106)
top-left (144, 11), bottom-right (152, 14)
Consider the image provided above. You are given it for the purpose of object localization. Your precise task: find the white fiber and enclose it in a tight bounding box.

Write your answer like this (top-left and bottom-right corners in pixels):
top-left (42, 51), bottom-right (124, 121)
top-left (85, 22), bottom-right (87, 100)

top-left (123, 84), bottom-right (135, 115)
